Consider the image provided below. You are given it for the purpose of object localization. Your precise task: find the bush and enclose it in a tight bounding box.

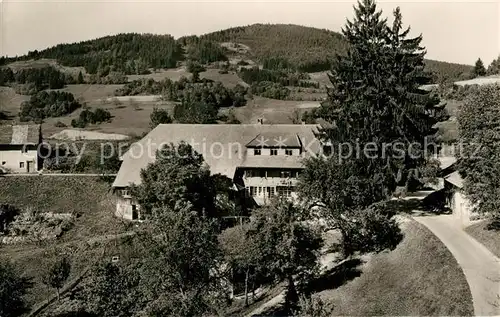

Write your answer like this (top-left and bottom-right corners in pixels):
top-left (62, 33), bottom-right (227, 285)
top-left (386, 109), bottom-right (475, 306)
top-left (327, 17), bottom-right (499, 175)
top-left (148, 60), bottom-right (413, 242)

top-left (19, 91), bottom-right (81, 121)
top-left (54, 121), bottom-right (67, 128)
top-left (173, 100), bottom-right (218, 124)
top-left (71, 108), bottom-right (112, 128)
top-left (150, 108), bottom-right (172, 129)
top-left (237, 60), bottom-right (250, 66)
top-left (186, 60), bottom-right (207, 74)
top-left (250, 81), bottom-right (290, 100)
top-left (340, 207), bottom-right (403, 257)
top-left (0, 204), bottom-right (19, 234)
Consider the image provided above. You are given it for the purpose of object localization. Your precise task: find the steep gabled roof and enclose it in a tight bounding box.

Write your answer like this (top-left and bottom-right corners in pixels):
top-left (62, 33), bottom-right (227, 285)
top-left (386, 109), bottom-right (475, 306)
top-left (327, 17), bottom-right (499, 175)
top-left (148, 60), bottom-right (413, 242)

top-left (113, 124), bottom-right (321, 187)
top-left (445, 171), bottom-right (464, 189)
top-left (438, 156), bottom-right (457, 170)
top-left (0, 125), bottom-right (41, 145)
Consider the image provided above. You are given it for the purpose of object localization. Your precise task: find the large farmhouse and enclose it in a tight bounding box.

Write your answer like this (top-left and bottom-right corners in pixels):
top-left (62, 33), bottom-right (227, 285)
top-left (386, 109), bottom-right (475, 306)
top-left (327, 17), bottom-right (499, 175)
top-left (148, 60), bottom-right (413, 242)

top-left (0, 124), bottom-right (41, 174)
top-left (112, 124), bottom-right (324, 220)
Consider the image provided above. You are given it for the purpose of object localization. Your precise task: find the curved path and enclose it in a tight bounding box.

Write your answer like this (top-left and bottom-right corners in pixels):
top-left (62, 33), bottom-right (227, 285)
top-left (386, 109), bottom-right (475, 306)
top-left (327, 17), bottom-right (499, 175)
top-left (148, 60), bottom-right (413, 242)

top-left (414, 215), bottom-right (500, 316)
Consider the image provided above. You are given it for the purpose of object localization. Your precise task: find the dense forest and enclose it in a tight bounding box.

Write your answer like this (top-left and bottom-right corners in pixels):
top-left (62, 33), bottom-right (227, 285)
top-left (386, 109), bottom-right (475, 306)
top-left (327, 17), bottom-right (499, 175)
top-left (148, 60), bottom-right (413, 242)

top-left (0, 66), bottom-right (71, 94)
top-left (201, 24), bottom-right (473, 81)
top-left (201, 24), bottom-right (348, 72)
top-left (6, 34), bottom-right (184, 75)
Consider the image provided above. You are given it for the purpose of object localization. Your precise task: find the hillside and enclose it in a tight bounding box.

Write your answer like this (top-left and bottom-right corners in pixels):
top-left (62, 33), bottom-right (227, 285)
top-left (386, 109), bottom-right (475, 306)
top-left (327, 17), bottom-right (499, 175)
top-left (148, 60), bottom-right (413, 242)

top-left (199, 24), bottom-right (473, 81)
top-left (200, 24), bottom-right (348, 72)
top-left (2, 33), bottom-right (184, 75)
top-left (2, 24), bottom-right (473, 83)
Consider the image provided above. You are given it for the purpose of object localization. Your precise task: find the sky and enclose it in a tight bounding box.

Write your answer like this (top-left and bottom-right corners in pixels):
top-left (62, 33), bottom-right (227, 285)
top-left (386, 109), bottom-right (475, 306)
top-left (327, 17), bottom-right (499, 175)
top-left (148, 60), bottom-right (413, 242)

top-left (1, 0), bottom-right (499, 65)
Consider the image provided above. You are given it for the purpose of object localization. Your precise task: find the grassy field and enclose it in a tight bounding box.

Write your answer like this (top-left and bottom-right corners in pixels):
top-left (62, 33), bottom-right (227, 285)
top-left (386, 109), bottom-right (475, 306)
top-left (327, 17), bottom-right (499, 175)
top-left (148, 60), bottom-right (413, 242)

top-left (7, 58), bottom-right (87, 78)
top-left (42, 99), bottom-right (174, 137)
top-left (0, 176), bottom-right (130, 308)
top-left (309, 71), bottom-right (332, 88)
top-left (0, 176), bottom-right (125, 239)
top-left (465, 220), bottom-right (500, 258)
top-left (319, 218), bottom-right (473, 316)
top-left (0, 86), bottom-right (30, 117)
top-left (230, 96), bottom-right (320, 124)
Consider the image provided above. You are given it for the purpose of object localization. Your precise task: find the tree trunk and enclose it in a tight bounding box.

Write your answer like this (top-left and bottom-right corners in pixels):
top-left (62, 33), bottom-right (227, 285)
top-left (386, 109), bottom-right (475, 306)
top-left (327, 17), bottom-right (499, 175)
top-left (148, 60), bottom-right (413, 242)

top-left (244, 267), bottom-right (250, 306)
top-left (251, 280), bottom-right (255, 301)
top-left (56, 289), bottom-right (60, 301)
top-left (284, 275), bottom-right (299, 315)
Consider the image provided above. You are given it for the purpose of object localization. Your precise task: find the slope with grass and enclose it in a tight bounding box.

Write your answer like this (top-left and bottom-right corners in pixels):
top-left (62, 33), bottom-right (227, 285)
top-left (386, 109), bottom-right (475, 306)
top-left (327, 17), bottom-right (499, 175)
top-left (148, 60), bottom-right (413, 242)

top-left (465, 220), bottom-right (500, 259)
top-left (0, 176), bottom-right (130, 308)
top-left (0, 176), bottom-right (124, 239)
top-left (319, 217), bottom-right (473, 316)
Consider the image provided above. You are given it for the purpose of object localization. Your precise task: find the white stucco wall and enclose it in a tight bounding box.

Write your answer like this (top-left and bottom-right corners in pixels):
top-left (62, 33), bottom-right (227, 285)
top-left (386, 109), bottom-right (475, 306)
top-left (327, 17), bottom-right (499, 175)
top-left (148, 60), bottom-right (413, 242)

top-left (450, 190), bottom-right (476, 227)
top-left (0, 149), bottom-right (38, 173)
top-left (115, 197), bottom-right (141, 220)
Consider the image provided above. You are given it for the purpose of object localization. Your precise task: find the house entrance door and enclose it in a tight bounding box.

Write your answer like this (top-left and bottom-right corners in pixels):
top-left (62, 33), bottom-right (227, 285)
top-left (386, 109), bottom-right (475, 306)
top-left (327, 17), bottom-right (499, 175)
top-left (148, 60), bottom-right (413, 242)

top-left (27, 161), bottom-right (34, 173)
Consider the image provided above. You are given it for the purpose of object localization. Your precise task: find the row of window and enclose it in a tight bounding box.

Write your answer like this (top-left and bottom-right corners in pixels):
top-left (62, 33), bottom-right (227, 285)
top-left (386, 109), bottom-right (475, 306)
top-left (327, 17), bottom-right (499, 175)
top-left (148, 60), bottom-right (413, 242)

top-left (254, 149), bottom-right (294, 156)
top-left (247, 186), bottom-right (295, 198)
top-left (245, 169), bottom-right (300, 178)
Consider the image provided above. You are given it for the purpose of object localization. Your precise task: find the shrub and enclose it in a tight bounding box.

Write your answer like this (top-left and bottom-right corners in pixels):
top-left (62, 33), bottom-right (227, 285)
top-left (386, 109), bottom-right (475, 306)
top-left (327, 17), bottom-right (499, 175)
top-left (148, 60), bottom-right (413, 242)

top-left (71, 108), bottom-right (112, 128)
top-left (19, 91), bottom-right (81, 121)
top-left (237, 60), bottom-right (250, 66)
top-left (0, 204), bottom-right (19, 234)
top-left (150, 108), bottom-right (172, 129)
top-left (250, 81), bottom-right (290, 100)
top-left (54, 121), bottom-right (67, 128)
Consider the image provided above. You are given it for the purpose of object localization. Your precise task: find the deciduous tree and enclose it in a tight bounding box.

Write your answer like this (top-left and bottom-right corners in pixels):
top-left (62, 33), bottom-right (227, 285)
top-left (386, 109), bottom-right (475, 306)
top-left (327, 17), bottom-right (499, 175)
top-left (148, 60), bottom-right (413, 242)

top-left (246, 200), bottom-right (323, 314)
top-left (149, 107), bottom-right (172, 129)
top-left (0, 260), bottom-right (31, 317)
top-left (83, 262), bottom-right (141, 317)
top-left (42, 256), bottom-right (71, 301)
top-left (457, 84), bottom-right (500, 221)
top-left (133, 142), bottom-right (218, 217)
top-left (139, 208), bottom-right (229, 317)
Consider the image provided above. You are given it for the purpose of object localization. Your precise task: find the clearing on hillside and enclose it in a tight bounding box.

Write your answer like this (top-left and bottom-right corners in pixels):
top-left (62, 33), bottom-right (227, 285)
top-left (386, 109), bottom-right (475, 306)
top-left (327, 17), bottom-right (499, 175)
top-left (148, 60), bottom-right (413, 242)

top-left (228, 96), bottom-right (320, 124)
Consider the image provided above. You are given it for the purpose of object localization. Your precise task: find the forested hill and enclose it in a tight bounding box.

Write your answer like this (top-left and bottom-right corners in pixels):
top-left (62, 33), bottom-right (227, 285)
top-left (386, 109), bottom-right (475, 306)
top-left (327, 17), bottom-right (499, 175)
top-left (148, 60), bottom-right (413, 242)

top-left (199, 24), bottom-right (473, 81)
top-left (2, 33), bottom-right (184, 75)
top-left (1, 24), bottom-right (473, 82)
top-left (199, 24), bottom-right (348, 73)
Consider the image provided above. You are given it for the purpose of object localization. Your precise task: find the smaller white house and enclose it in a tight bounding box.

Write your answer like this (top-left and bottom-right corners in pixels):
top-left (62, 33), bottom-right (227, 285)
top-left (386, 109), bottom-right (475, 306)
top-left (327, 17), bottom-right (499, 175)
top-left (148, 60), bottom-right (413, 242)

top-left (0, 125), bottom-right (41, 174)
top-left (444, 170), bottom-right (477, 227)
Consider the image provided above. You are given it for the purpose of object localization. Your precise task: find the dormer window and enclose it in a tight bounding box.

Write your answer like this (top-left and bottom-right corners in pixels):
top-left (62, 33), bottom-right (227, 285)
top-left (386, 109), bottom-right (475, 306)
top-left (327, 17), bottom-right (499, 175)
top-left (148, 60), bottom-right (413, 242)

top-left (285, 149), bottom-right (293, 156)
top-left (270, 149), bottom-right (278, 156)
top-left (254, 149), bottom-right (261, 155)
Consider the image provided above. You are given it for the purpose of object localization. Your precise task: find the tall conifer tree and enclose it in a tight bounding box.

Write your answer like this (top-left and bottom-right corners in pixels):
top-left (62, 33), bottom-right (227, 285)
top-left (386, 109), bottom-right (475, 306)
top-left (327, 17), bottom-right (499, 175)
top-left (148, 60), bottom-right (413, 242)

top-left (311, 0), bottom-right (447, 206)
